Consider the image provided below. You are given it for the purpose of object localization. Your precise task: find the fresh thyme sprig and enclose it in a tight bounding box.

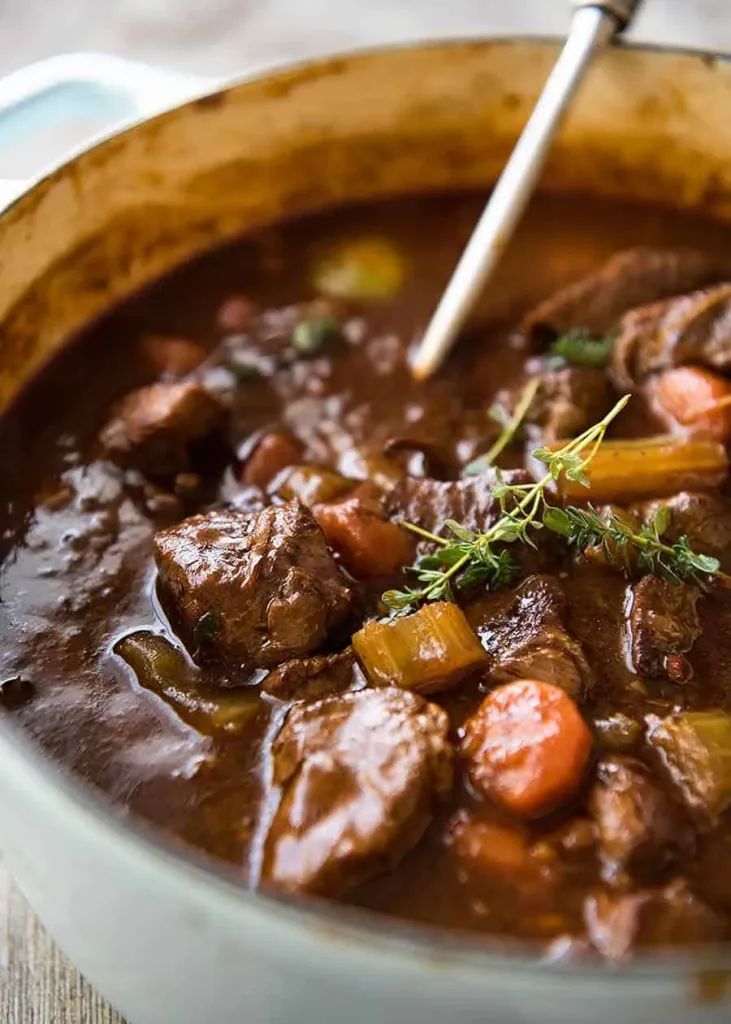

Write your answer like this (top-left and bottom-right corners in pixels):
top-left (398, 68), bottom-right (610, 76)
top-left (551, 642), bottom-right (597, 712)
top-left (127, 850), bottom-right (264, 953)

top-left (382, 394), bottom-right (630, 614)
top-left (463, 378), bottom-right (540, 477)
top-left (543, 503), bottom-right (722, 586)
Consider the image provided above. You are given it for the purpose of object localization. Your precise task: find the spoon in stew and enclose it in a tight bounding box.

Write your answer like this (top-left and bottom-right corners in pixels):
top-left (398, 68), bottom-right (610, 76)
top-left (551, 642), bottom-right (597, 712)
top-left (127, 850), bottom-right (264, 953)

top-left (410, 0), bottom-right (643, 380)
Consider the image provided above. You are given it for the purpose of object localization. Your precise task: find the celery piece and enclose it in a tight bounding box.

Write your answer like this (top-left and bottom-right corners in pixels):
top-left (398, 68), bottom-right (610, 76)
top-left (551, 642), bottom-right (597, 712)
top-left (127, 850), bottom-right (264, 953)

top-left (539, 437), bottom-right (728, 503)
top-left (353, 602), bottom-right (487, 694)
top-left (115, 631), bottom-right (260, 734)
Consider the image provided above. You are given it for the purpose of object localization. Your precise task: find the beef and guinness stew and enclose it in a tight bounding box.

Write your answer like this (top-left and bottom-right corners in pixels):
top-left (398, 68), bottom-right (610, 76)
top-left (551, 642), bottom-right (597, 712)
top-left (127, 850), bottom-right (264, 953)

top-left (3, 191), bottom-right (731, 960)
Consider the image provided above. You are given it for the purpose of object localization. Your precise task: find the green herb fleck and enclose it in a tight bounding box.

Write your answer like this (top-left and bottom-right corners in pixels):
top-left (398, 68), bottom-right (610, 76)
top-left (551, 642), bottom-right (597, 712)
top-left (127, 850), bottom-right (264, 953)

top-left (292, 315), bottom-right (342, 357)
top-left (227, 354), bottom-right (261, 382)
top-left (549, 328), bottom-right (613, 370)
top-left (194, 610), bottom-right (221, 646)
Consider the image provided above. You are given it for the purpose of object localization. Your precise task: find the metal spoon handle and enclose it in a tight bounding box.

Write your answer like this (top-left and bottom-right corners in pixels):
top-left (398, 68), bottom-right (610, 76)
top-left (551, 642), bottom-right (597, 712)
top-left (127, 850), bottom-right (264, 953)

top-left (411, 2), bottom-right (641, 380)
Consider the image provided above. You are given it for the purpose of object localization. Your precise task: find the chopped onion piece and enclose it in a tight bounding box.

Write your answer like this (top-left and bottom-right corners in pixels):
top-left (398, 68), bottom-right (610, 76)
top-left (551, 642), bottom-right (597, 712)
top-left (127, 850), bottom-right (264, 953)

top-left (115, 631), bottom-right (260, 734)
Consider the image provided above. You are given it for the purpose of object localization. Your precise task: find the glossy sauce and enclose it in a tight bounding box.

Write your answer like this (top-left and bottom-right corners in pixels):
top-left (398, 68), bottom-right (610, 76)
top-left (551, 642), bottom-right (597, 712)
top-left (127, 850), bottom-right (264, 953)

top-left (2, 190), bottom-right (731, 946)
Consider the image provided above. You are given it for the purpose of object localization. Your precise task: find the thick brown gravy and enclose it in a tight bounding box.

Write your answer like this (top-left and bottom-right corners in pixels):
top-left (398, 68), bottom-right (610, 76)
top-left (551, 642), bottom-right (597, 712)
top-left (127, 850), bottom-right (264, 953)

top-left (3, 190), bottom-right (731, 955)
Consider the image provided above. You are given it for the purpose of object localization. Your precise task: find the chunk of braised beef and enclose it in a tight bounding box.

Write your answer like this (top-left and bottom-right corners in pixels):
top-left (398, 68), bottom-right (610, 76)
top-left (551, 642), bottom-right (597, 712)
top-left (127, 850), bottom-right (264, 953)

top-left (496, 367), bottom-right (612, 444)
top-left (261, 649), bottom-right (364, 702)
top-left (153, 500), bottom-right (351, 671)
top-left (584, 880), bottom-right (726, 960)
top-left (387, 468), bottom-right (512, 536)
top-left (101, 380), bottom-right (226, 477)
top-left (465, 575), bottom-right (593, 699)
top-left (523, 247), bottom-right (727, 343)
top-left (611, 282), bottom-right (731, 389)
top-left (632, 491), bottom-right (731, 570)
top-left (387, 470), bottom-right (559, 577)
top-left (589, 756), bottom-right (693, 883)
top-left (625, 575), bottom-right (701, 678)
top-left (263, 688), bottom-right (453, 896)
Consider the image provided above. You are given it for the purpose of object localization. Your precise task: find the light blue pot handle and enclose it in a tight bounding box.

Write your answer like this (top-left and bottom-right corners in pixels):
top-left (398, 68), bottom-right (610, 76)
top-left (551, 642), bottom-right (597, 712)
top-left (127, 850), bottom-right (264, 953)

top-left (0, 52), bottom-right (219, 212)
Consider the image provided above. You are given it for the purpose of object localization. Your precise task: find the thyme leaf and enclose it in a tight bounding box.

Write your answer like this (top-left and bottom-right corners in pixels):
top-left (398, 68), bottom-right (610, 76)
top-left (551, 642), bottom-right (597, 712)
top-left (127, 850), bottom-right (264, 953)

top-left (543, 503), bottom-right (724, 587)
top-left (549, 328), bottom-right (613, 370)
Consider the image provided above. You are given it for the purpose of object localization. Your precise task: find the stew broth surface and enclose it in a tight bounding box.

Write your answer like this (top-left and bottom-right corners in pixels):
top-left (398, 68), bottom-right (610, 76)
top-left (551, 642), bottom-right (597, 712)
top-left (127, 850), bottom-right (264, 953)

top-left (3, 190), bottom-right (731, 956)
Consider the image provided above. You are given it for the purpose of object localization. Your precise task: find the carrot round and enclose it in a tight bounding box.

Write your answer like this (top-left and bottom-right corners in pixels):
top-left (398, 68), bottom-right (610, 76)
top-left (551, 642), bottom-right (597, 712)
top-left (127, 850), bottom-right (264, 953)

top-left (654, 366), bottom-right (731, 442)
top-left (461, 679), bottom-right (592, 818)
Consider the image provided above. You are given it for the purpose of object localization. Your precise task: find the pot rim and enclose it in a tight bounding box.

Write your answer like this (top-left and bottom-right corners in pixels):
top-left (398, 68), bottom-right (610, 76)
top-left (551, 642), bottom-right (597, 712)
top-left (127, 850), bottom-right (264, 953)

top-left (1, 36), bottom-right (730, 981)
top-left (1, 33), bottom-right (730, 218)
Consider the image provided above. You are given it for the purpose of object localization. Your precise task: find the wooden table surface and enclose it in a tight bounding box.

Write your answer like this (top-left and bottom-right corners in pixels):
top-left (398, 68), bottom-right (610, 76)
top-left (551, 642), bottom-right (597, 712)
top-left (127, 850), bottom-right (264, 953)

top-left (1, 1), bottom-right (730, 1020)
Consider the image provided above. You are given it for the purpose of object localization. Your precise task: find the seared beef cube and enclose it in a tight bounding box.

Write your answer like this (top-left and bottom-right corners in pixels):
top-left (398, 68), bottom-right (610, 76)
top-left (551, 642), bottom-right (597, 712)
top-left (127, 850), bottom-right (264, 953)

top-left (467, 575), bottom-right (593, 699)
top-left (589, 756), bottom-right (692, 882)
top-left (263, 688), bottom-right (453, 896)
top-left (633, 491), bottom-right (731, 569)
top-left (585, 880), bottom-right (725, 960)
top-left (523, 247), bottom-right (726, 343)
top-left (154, 500), bottom-right (351, 670)
top-left (101, 380), bottom-right (225, 477)
top-left (261, 649), bottom-right (362, 702)
top-left (612, 282), bottom-right (731, 388)
top-left (496, 367), bottom-right (611, 443)
top-left (625, 575), bottom-right (700, 678)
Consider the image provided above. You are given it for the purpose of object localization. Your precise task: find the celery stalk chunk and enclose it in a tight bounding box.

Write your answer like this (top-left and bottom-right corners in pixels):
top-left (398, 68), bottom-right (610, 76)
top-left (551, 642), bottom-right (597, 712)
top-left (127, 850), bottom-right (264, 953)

top-left (353, 602), bottom-right (487, 694)
top-left (540, 437), bottom-right (728, 503)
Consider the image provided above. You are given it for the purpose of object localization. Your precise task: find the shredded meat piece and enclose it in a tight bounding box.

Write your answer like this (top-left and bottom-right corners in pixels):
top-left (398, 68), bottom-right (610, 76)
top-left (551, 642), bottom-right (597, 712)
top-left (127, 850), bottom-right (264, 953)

top-left (496, 367), bottom-right (612, 444)
top-left (625, 575), bottom-right (701, 678)
top-left (584, 881), bottom-right (725, 959)
top-left (466, 575), bottom-right (593, 699)
top-left (263, 688), bottom-right (453, 896)
top-left (261, 649), bottom-right (364, 702)
top-left (523, 247), bottom-right (727, 342)
top-left (101, 380), bottom-right (226, 477)
top-left (590, 756), bottom-right (693, 883)
top-left (632, 491), bottom-right (731, 570)
top-left (386, 468), bottom-right (531, 539)
top-left (612, 282), bottom-right (731, 389)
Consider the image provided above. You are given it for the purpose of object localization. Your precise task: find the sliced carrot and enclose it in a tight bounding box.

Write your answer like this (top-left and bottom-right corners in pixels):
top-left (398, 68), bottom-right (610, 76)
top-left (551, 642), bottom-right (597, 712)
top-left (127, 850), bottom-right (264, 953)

top-left (239, 432), bottom-right (301, 490)
top-left (314, 494), bottom-right (415, 578)
top-left (654, 366), bottom-right (731, 442)
top-left (461, 679), bottom-right (592, 819)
